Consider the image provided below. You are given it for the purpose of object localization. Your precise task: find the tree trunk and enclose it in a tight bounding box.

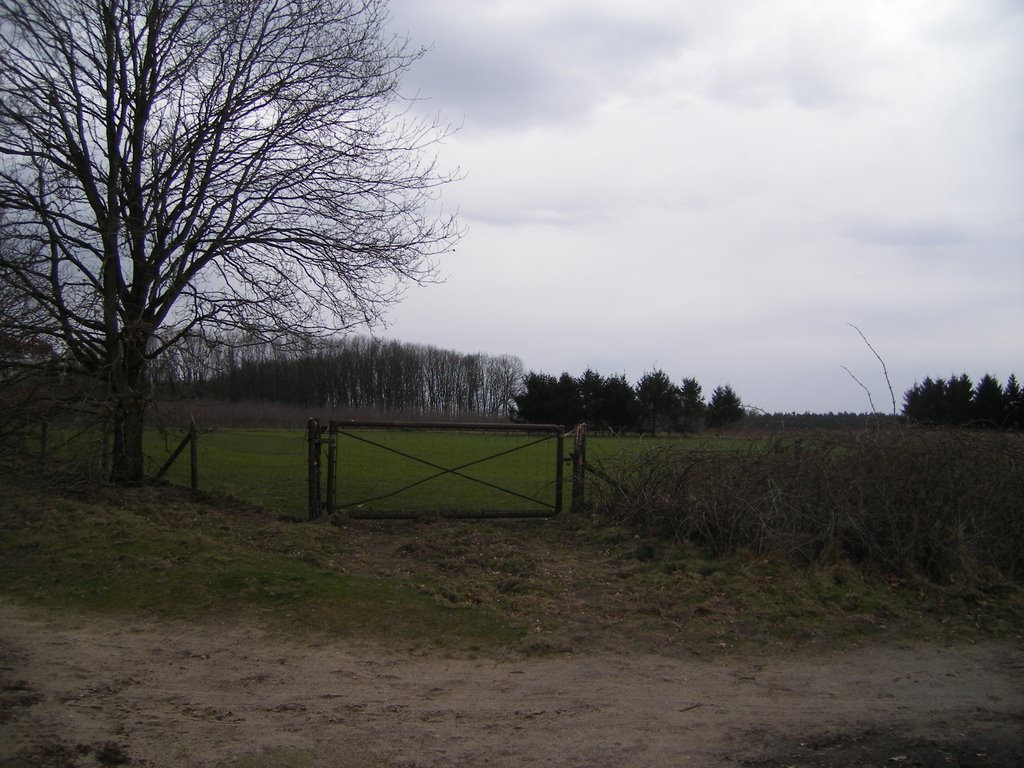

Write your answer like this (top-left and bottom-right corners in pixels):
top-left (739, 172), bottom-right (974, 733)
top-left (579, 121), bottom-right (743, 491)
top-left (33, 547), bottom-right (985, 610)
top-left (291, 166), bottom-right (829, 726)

top-left (109, 348), bottom-right (148, 484)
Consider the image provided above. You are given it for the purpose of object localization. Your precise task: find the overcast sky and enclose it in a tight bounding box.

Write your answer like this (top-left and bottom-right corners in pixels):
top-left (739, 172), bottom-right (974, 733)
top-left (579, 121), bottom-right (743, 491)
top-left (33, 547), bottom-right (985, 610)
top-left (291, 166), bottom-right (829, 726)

top-left (378, 0), bottom-right (1023, 415)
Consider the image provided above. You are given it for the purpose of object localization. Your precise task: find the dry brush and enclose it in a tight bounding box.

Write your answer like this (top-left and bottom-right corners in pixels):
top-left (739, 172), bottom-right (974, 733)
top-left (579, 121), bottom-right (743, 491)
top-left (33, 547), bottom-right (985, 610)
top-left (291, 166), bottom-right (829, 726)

top-left (588, 428), bottom-right (1024, 582)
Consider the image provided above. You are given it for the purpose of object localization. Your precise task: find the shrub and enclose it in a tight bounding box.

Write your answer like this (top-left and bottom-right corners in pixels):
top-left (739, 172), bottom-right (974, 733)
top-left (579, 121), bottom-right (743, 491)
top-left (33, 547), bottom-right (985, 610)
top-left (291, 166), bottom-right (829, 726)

top-left (587, 427), bottom-right (1024, 581)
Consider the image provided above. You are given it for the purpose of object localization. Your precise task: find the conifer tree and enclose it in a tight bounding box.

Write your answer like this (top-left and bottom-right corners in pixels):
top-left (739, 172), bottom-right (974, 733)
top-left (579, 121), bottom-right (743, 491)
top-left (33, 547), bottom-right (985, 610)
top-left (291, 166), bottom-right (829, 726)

top-left (706, 384), bottom-right (744, 428)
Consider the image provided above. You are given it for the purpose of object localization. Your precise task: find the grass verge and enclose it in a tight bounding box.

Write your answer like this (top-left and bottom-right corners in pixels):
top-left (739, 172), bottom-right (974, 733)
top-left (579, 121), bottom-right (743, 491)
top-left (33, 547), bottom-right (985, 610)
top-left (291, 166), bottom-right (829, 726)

top-left (0, 476), bottom-right (520, 651)
top-left (2, 464), bottom-right (1023, 657)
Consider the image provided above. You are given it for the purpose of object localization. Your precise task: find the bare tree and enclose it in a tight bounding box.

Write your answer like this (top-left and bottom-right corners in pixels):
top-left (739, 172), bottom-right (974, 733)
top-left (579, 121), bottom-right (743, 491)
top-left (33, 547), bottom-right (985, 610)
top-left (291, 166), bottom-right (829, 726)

top-left (0, 0), bottom-right (459, 481)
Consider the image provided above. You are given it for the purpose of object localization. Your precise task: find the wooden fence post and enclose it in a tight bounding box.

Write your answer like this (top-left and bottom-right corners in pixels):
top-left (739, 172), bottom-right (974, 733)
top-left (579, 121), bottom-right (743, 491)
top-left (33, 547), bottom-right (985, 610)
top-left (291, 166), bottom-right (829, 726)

top-left (154, 421), bottom-right (200, 487)
top-left (571, 423), bottom-right (587, 513)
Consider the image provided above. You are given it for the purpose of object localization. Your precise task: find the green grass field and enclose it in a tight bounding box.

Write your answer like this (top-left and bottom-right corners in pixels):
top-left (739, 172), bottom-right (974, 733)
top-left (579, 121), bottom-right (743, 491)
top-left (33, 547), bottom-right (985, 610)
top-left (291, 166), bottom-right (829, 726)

top-left (148, 428), bottom-right (308, 515)
top-left (144, 427), bottom-right (765, 518)
top-left (147, 426), bottom-right (568, 518)
top-left (143, 426), bottom-right (760, 519)
top-left (330, 428), bottom-right (564, 516)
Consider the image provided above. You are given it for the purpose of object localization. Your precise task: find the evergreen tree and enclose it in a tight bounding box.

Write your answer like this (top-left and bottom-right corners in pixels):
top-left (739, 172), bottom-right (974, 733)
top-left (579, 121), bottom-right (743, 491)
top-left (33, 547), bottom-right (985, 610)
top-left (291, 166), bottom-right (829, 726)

top-left (946, 373), bottom-right (974, 425)
top-left (594, 373), bottom-right (639, 434)
top-left (511, 371), bottom-right (582, 426)
top-left (553, 372), bottom-right (585, 427)
top-left (679, 377), bottom-right (706, 433)
top-left (903, 372), bottom-right (1021, 430)
top-left (635, 369), bottom-right (682, 434)
top-left (903, 376), bottom-right (947, 423)
top-left (1005, 374), bottom-right (1023, 430)
top-left (512, 372), bottom-right (560, 424)
top-left (577, 369), bottom-right (606, 426)
top-left (706, 384), bottom-right (744, 428)
top-left (972, 374), bottom-right (1006, 427)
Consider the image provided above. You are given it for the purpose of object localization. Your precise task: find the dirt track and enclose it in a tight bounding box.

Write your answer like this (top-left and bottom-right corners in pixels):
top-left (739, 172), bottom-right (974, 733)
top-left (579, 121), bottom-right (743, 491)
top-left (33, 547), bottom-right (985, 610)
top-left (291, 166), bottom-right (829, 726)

top-left (2, 599), bottom-right (1022, 768)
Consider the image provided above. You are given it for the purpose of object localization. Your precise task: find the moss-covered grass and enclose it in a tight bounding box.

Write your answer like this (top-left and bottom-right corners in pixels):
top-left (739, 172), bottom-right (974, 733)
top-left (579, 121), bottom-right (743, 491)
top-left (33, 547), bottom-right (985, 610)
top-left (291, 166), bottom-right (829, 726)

top-left (0, 478), bottom-right (521, 651)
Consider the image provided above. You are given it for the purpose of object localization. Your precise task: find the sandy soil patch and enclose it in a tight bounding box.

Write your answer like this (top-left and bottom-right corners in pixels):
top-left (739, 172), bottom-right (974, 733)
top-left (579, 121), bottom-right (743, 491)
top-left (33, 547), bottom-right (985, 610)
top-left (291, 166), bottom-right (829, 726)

top-left (2, 599), bottom-right (1022, 767)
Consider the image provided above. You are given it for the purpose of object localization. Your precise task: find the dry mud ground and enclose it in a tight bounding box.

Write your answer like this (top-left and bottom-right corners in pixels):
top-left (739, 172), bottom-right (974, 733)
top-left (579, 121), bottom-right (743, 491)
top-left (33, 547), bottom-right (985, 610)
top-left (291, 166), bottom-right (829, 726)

top-left (2, 599), bottom-right (1023, 768)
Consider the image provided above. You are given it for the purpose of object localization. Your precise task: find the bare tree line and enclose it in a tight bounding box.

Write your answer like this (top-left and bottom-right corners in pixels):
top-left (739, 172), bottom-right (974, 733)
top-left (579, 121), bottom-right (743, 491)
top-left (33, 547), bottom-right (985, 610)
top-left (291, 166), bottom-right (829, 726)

top-left (151, 335), bottom-right (525, 419)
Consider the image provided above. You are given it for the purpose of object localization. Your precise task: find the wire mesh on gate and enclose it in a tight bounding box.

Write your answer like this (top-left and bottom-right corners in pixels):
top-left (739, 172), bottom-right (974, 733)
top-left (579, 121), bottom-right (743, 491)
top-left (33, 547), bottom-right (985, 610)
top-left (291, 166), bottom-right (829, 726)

top-left (313, 420), bottom-right (567, 519)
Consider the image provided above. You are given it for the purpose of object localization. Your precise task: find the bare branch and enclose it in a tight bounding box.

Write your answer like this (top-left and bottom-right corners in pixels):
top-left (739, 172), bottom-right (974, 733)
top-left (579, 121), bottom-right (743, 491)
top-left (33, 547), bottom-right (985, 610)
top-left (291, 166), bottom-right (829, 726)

top-left (846, 323), bottom-right (897, 416)
top-left (841, 364), bottom-right (877, 414)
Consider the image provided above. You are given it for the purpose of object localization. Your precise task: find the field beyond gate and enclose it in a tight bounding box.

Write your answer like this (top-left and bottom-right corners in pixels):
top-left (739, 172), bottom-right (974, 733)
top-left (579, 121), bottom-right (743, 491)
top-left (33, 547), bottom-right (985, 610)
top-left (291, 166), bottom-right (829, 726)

top-left (309, 420), bottom-right (568, 519)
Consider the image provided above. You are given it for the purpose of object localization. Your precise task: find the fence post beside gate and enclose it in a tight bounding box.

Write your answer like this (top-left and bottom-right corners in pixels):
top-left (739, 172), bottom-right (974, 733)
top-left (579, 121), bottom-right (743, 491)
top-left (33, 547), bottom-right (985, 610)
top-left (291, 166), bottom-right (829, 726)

top-left (571, 423), bottom-right (587, 513)
top-left (554, 427), bottom-right (565, 516)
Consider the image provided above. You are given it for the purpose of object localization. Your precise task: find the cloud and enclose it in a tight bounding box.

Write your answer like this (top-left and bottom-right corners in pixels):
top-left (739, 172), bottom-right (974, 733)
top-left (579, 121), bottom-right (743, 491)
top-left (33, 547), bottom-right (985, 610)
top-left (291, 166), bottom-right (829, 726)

top-left (842, 219), bottom-right (971, 249)
top-left (381, 1), bottom-right (1024, 414)
top-left (390, 0), bottom-right (689, 129)
top-left (699, 7), bottom-right (877, 110)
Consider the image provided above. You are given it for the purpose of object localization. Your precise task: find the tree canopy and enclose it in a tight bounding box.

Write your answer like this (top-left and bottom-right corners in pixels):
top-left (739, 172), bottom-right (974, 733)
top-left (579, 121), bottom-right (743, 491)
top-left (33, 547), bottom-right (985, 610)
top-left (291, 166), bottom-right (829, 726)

top-left (512, 368), bottom-right (743, 434)
top-left (679, 377), bottom-right (706, 433)
top-left (902, 373), bottom-right (1021, 429)
top-left (635, 369), bottom-right (682, 434)
top-left (706, 384), bottom-right (744, 429)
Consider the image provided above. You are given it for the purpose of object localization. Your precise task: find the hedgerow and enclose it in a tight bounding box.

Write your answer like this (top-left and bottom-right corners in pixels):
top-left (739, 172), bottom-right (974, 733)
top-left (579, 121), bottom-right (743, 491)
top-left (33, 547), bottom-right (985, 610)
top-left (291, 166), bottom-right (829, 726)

top-left (587, 427), bottom-right (1024, 582)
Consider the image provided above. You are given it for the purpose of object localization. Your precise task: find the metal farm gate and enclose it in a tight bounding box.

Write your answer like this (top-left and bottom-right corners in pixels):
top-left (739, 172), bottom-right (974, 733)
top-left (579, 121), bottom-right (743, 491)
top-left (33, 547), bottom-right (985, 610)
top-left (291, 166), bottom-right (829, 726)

top-left (306, 419), bottom-right (585, 520)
